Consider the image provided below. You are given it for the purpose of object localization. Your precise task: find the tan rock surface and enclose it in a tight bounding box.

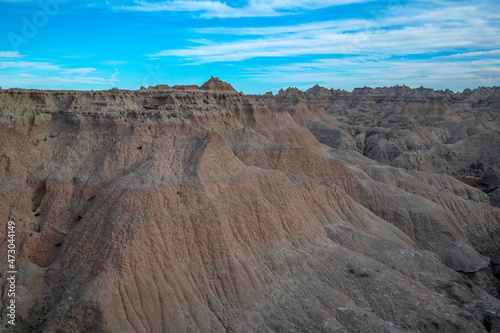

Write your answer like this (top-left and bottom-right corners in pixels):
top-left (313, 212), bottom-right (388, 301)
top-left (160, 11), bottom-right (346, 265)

top-left (259, 85), bottom-right (500, 206)
top-left (200, 77), bottom-right (237, 92)
top-left (0, 82), bottom-right (500, 332)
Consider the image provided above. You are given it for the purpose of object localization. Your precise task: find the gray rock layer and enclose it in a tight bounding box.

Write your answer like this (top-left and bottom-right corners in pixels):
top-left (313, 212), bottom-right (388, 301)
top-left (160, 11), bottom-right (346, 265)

top-left (0, 86), bottom-right (499, 332)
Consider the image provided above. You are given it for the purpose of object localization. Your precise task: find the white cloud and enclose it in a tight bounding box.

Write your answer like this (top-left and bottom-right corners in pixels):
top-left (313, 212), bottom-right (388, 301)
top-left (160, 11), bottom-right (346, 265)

top-left (0, 61), bottom-right (61, 70)
top-left (0, 73), bottom-right (118, 87)
top-left (441, 50), bottom-right (500, 59)
top-left (0, 58), bottom-right (117, 88)
top-left (194, 19), bottom-right (376, 35)
top-left (150, 24), bottom-right (499, 62)
top-left (60, 67), bottom-right (97, 75)
top-left (148, 3), bottom-right (500, 63)
top-left (0, 51), bottom-right (23, 58)
top-left (118, 0), bottom-right (371, 18)
top-left (245, 57), bottom-right (500, 91)
top-left (0, 75), bottom-right (115, 86)
top-left (99, 60), bottom-right (129, 66)
top-left (110, 68), bottom-right (119, 85)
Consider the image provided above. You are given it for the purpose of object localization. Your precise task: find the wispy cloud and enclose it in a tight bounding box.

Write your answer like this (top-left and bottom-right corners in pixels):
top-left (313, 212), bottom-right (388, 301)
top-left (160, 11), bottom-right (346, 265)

top-left (0, 51), bottom-right (23, 58)
top-left (148, 3), bottom-right (500, 63)
top-left (0, 54), bottom-right (117, 87)
top-left (60, 67), bottom-right (97, 75)
top-left (245, 56), bottom-right (500, 91)
top-left (150, 24), bottom-right (499, 62)
top-left (138, 0), bottom-right (500, 91)
top-left (99, 60), bottom-right (129, 66)
top-left (194, 19), bottom-right (376, 35)
top-left (0, 61), bottom-right (60, 70)
top-left (440, 49), bottom-right (500, 59)
top-left (2, 0), bottom-right (499, 92)
top-left (110, 68), bottom-right (120, 85)
top-left (0, 75), bottom-right (118, 86)
top-left (117, 0), bottom-right (371, 18)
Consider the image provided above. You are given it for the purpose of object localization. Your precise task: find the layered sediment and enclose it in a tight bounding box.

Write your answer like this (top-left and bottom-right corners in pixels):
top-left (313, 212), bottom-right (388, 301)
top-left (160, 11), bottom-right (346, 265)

top-left (258, 85), bottom-right (500, 206)
top-left (1, 80), bottom-right (499, 332)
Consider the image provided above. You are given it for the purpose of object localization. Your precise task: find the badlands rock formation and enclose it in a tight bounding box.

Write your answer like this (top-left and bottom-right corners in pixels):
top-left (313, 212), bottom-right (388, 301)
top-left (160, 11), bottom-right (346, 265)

top-left (143, 77), bottom-right (237, 93)
top-left (0, 79), bottom-right (499, 332)
top-left (259, 85), bottom-right (500, 206)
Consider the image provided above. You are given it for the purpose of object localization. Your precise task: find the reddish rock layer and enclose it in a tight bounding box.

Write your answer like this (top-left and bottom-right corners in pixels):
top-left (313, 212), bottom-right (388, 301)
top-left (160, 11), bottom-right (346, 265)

top-left (0, 87), bottom-right (499, 332)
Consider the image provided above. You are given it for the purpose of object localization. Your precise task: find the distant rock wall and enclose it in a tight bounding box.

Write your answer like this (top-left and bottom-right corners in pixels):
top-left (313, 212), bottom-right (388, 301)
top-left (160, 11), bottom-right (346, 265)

top-left (142, 76), bottom-right (237, 92)
top-left (258, 85), bottom-right (500, 205)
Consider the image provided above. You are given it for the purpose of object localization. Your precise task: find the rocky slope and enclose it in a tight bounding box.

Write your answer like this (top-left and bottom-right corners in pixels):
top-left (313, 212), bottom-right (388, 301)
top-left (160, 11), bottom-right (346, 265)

top-left (1, 80), bottom-right (500, 332)
top-left (258, 85), bottom-right (500, 206)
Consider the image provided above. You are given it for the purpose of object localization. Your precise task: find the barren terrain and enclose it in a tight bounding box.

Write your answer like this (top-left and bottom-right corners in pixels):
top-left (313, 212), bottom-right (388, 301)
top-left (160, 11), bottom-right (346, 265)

top-left (1, 78), bottom-right (499, 332)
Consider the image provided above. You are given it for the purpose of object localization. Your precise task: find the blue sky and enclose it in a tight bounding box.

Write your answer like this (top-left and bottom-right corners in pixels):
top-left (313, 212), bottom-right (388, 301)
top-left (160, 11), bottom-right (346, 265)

top-left (0, 0), bottom-right (499, 93)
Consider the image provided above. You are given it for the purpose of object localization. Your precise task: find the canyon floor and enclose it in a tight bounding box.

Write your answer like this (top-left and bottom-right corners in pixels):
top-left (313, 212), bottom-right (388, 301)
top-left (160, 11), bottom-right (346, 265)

top-left (1, 78), bottom-right (499, 332)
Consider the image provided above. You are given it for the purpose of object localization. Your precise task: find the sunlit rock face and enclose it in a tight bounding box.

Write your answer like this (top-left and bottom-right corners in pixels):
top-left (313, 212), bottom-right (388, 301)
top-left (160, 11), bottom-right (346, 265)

top-left (259, 85), bottom-right (500, 207)
top-left (1, 80), bottom-right (499, 332)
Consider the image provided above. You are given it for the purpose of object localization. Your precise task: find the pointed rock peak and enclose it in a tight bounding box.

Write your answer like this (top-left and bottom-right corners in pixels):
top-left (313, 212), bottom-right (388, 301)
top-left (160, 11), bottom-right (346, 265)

top-left (306, 84), bottom-right (332, 97)
top-left (276, 87), bottom-right (304, 98)
top-left (306, 84), bottom-right (320, 92)
top-left (200, 77), bottom-right (237, 92)
top-left (353, 86), bottom-right (376, 93)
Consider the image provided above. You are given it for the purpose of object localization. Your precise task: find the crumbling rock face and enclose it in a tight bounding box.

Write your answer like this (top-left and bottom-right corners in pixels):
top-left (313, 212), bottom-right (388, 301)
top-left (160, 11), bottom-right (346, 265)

top-left (258, 85), bottom-right (500, 206)
top-left (143, 77), bottom-right (237, 93)
top-left (200, 77), bottom-right (237, 92)
top-left (1, 82), bottom-right (500, 332)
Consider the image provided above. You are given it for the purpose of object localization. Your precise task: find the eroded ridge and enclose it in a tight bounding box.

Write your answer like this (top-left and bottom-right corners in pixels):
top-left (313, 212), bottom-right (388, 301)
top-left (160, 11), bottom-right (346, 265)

top-left (1, 80), bottom-right (499, 332)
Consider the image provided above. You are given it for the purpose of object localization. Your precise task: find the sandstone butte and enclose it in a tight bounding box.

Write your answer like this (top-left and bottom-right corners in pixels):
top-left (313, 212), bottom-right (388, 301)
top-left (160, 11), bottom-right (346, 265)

top-left (0, 78), bottom-right (499, 332)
